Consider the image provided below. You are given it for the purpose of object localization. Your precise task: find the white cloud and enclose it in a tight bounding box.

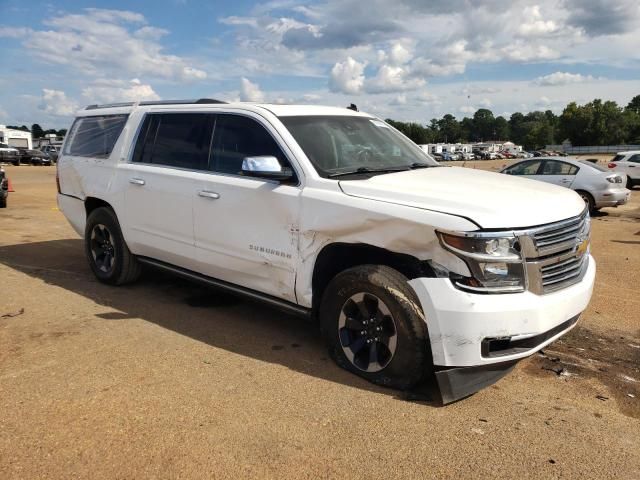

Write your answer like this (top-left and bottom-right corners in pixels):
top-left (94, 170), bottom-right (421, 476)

top-left (38, 89), bottom-right (78, 117)
top-left (81, 79), bottom-right (160, 104)
top-left (13, 9), bottom-right (206, 81)
top-left (240, 77), bottom-right (265, 102)
top-left (365, 64), bottom-right (425, 93)
top-left (459, 105), bottom-right (476, 114)
top-left (534, 71), bottom-right (598, 86)
top-left (518, 6), bottom-right (559, 36)
top-left (329, 57), bottom-right (366, 94)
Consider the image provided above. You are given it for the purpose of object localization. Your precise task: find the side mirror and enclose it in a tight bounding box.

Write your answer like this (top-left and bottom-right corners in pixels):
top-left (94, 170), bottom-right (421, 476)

top-left (241, 156), bottom-right (294, 181)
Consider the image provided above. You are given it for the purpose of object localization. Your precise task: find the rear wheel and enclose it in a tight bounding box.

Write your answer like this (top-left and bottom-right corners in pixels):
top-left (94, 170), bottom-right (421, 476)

top-left (320, 265), bottom-right (431, 389)
top-left (0, 195), bottom-right (6, 208)
top-left (84, 207), bottom-right (140, 285)
top-left (577, 190), bottom-right (595, 213)
top-left (627, 177), bottom-right (633, 190)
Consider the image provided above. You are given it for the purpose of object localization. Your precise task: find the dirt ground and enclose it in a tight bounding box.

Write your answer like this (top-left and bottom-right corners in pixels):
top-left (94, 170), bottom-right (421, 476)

top-left (0, 164), bottom-right (638, 479)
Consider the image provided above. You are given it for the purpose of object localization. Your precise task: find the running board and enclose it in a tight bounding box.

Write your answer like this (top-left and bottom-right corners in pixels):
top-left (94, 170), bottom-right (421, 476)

top-left (137, 257), bottom-right (311, 319)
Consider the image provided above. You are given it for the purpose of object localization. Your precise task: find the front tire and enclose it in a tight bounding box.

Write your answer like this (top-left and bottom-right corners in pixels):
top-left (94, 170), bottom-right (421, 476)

top-left (84, 207), bottom-right (141, 285)
top-left (627, 177), bottom-right (634, 190)
top-left (320, 265), bottom-right (432, 390)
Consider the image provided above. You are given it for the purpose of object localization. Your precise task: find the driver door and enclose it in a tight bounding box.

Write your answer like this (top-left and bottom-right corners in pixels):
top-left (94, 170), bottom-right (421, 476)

top-left (192, 113), bottom-right (301, 302)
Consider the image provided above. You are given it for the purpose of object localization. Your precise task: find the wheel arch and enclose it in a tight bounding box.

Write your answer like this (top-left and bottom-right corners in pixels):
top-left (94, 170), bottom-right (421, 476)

top-left (85, 197), bottom-right (114, 217)
top-left (310, 242), bottom-right (435, 314)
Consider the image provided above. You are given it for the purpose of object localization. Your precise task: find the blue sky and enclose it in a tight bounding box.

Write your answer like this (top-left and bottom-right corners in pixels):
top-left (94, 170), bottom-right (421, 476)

top-left (1, 0), bottom-right (639, 128)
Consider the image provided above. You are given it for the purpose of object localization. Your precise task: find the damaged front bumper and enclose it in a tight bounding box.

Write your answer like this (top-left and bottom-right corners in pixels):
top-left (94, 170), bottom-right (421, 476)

top-left (409, 255), bottom-right (595, 403)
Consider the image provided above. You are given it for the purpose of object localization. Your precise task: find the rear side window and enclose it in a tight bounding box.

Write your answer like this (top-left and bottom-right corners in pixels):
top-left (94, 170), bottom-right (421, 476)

top-left (629, 154), bottom-right (640, 163)
top-left (211, 114), bottom-right (288, 175)
top-left (540, 161), bottom-right (578, 175)
top-left (611, 154), bottom-right (625, 162)
top-left (64, 115), bottom-right (128, 158)
top-left (132, 113), bottom-right (214, 170)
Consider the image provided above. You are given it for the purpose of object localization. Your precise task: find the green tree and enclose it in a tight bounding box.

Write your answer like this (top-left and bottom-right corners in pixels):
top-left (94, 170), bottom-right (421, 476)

top-left (436, 114), bottom-right (461, 143)
top-left (31, 124), bottom-right (44, 138)
top-left (626, 95), bottom-right (640, 114)
top-left (472, 109), bottom-right (496, 141)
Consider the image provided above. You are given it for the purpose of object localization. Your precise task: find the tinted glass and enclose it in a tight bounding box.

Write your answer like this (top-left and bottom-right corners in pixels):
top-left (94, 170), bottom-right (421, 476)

top-left (505, 160), bottom-right (541, 175)
top-left (541, 161), bottom-right (578, 175)
top-left (64, 115), bottom-right (128, 158)
top-left (211, 114), bottom-right (288, 175)
top-left (611, 154), bottom-right (625, 162)
top-left (629, 154), bottom-right (640, 163)
top-left (132, 113), bottom-right (214, 170)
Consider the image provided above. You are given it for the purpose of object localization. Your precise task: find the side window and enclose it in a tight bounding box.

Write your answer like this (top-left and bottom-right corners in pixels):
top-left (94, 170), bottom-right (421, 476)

top-left (64, 115), bottom-right (128, 158)
top-left (211, 114), bottom-right (289, 175)
top-left (629, 154), bottom-right (640, 163)
top-left (132, 113), bottom-right (214, 170)
top-left (541, 161), bottom-right (578, 175)
top-left (505, 160), bottom-right (541, 175)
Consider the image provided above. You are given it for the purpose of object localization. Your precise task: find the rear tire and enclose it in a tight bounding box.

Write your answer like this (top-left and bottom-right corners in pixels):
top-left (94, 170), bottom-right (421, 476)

top-left (0, 195), bottom-right (6, 208)
top-left (84, 207), bottom-right (141, 285)
top-left (577, 190), bottom-right (595, 213)
top-left (319, 265), bottom-right (431, 390)
top-left (627, 177), bottom-right (633, 190)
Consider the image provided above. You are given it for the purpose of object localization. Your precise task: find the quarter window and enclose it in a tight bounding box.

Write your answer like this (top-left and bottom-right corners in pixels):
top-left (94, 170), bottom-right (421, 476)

top-left (132, 113), bottom-right (214, 170)
top-left (210, 114), bottom-right (288, 175)
top-left (64, 115), bottom-right (128, 158)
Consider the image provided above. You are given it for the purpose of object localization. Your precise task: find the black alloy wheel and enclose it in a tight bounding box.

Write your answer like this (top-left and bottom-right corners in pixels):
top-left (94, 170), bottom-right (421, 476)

top-left (338, 292), bottom-right (398, 372)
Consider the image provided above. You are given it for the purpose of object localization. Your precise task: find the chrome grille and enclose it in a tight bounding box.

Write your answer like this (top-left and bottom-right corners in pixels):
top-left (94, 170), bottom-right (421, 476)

top-left (519, 209), bottom-right (590, 295)
top-left (531, 210), bottom-right (589, 256)
top-left (540, 254), bottom-right (588, 293)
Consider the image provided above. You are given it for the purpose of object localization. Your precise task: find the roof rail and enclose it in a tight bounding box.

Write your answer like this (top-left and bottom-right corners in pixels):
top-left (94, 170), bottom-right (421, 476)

top-left (85, 98), bottom-right (227, 110)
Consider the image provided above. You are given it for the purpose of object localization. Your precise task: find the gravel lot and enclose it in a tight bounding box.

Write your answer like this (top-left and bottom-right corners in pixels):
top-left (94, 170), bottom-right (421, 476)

top-left (1, 164), bottom-right (638, 479)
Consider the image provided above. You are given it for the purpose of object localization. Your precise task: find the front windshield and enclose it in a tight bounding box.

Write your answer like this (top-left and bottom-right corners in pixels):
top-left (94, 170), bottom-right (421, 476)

top-left (280, 115), bottom-right (438, 178)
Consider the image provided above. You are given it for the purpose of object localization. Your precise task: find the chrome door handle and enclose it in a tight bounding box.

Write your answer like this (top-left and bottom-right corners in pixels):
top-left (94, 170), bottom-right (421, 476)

top-left (198, 190), bottom-right (220, 199)
top-left (129, 178), bottom-right (145, 185)
top-left (561, 179), bottom-right (571, 183)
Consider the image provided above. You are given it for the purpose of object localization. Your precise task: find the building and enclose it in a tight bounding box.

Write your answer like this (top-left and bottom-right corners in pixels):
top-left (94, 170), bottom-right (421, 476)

top-left (33, 133), bottom-right (64, 149)
top-left (419, 143), bottom-right (473, 155)
top-left (0, 125), bottom-right (32, 149)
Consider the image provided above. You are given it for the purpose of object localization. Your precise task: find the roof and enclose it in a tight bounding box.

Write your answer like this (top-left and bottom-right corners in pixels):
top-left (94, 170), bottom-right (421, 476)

top-left (77, 99), bottom-right (370, 119)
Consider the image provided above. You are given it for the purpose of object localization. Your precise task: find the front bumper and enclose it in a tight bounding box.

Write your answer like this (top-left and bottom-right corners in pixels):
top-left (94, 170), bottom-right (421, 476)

top-left (408, 254), bottom-right (595, 368)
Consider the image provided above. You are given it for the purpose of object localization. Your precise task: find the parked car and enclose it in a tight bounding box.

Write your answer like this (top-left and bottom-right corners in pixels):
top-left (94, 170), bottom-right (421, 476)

top-left (608, 151), bottom-right (640, 189)
top-left (501, 157), bottom-right (629, 212)
top-left (16, 148), bottom-right (51, 166)
top-left (441, 152), bottom-right (459, 161)
top-left (0, 167), bottom-right (8, 208)
top-left (460, 152), bottom-right (475, 160)
top-left (40, 145), bottom-right (60, 163)
top-left (57, 100), bottom-right (595, 403)
top-left (0, 142), bottom-right (20, 165)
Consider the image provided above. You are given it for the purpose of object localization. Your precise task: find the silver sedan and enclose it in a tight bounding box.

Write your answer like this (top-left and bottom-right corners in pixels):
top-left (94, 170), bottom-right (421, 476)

top-left (500, 157), bottom-right (630, 212)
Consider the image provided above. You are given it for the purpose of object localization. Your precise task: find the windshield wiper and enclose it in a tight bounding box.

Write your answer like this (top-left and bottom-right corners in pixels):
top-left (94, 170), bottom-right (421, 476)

top-left (409, 162), bottom-right (433, 169)
top-left (328, 166), bottom-right (409, 178)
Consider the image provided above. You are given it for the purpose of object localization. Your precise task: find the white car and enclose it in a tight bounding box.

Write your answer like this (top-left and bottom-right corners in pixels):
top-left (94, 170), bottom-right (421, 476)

top-left (608, 151), bottom-right (640, 190)
top-left (57, 100), bottom-right (595, 403)
top-left (501, 157), bottom-right (630, 212)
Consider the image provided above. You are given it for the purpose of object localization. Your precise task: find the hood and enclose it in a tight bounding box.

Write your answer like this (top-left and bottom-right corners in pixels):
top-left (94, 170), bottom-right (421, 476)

top-left (339, 166), bottom-right (585, 229)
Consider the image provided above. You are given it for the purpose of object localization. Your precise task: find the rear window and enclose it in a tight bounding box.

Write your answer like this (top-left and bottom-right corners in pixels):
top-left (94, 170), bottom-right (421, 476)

top-left (611, 154), bottom-right (625, 162)
top-left (64, 115), bottom-right (128, 158)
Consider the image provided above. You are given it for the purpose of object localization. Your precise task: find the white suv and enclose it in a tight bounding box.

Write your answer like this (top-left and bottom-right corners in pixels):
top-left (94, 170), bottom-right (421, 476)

top-left (608, 151), bottom-right (640, 189)
top-left (57, 99), bottom-right (595, 403)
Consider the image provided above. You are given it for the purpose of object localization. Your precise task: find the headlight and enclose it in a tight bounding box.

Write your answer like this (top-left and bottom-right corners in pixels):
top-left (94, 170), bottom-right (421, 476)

top-left (437, 231), bottom-right (526, 293)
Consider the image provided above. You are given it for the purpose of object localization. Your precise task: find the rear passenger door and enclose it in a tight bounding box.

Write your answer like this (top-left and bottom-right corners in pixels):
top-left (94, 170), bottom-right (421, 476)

top-left (537, 160), bottom-right (579, 188)
top-left (121, 112), bottom-right (214, 271)
top-left (624, 154), bottom-right (640, 180)
top-left (192, 113), bottom-right (301, 303)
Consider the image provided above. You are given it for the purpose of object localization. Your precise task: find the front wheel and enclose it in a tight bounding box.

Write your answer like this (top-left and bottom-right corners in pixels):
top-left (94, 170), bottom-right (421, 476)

top-left (84, 207), bottom-right (141, 285)
top-left (320, 265), bottom-right (432, 390)
top-left (627, 177), bottom-right (634, 190)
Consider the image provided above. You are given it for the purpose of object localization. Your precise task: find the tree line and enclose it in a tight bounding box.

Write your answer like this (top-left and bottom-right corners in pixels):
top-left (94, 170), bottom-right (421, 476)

top-left (5, 124), bottom-right (67, 139)
top-left (387, 95), bottom-right (640, 150)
